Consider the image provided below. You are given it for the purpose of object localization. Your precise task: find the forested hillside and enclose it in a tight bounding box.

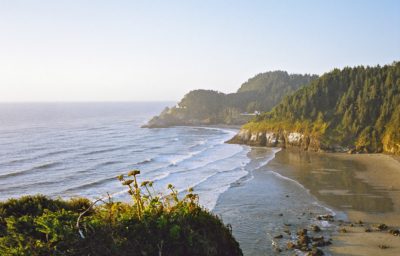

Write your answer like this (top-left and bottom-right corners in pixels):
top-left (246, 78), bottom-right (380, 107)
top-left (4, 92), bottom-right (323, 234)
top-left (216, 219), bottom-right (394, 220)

top-left (144, 71), bottom-right (317, 127)
top-left (234, 62), bottom-right (400, 154)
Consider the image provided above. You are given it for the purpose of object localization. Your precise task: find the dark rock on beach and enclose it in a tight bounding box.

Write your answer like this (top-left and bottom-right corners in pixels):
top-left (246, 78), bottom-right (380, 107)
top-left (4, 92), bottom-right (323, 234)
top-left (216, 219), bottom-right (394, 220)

top-left (389, 229), bottom-right (400, 236)
top-left (307, 247), bottom-right (325, 256)
top-left (375, 223), bottom-right (388, 231)
top-left (311, 224), bottom-right (321, 232)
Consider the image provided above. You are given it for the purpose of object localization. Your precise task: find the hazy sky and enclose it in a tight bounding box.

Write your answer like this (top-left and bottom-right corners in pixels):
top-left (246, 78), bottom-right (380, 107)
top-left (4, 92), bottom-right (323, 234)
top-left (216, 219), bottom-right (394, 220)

top-left (0, 0), bottom-right (399, 102)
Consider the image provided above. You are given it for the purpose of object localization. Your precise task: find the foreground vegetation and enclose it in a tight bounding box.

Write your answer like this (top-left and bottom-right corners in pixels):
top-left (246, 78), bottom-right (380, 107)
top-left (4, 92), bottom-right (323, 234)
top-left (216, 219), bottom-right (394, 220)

top-left (243, 62), bottom-right (400, 154)
top-left (145, 71), bottom-right (317, 127)
top-left (0, 171), bottom-right (242, 256)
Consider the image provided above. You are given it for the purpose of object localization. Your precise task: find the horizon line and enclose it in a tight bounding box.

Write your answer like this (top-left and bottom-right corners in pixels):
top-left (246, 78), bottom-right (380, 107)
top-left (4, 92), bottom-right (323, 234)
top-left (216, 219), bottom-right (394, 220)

top-left (0, 100), bottom-right (178, 104)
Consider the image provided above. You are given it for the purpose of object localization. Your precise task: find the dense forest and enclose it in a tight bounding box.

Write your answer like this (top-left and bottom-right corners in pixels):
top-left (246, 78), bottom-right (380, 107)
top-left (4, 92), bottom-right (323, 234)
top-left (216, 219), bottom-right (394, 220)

top-left (241, 62), bottom-right (400, 154)
top-left (144, 71), bottom-right (317, 127)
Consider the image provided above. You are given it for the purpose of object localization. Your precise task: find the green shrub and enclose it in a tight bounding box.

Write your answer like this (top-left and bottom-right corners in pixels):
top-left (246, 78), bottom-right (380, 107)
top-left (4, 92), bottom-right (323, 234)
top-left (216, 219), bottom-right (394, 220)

top-left (0, 170), bottom-right (242, 256)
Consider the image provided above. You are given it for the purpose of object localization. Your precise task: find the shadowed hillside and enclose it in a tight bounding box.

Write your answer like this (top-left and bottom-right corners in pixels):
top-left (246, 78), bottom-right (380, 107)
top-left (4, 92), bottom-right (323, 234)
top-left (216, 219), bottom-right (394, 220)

top-left (144, 71), bottom-right (317, 127)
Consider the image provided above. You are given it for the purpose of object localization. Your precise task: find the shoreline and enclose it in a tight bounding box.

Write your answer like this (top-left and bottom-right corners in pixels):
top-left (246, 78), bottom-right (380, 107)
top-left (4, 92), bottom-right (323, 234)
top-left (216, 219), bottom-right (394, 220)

top-left (213, 147), bottom-right (338, 255)
top-left (326, 153), bottom-right (400, 256)
top-left (141, 125), bottom-right (400, 255)
top-left (147, 125), bottom-right (400, 254)
top-left (213, 147), bottom-right (400, 256)
top-left (264, 149), bottom-right (400, 255)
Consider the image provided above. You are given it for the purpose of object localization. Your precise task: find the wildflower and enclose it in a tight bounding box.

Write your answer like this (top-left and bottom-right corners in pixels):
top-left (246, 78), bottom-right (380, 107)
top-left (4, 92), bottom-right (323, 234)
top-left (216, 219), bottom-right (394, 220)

top-left (141, 181), bottom-right (150, 187)
top-left (188, 187), bottom-right (194, 192)
top-left (167, 184), bottom-right (174, 189)
top-left (128, 170), bottom-right (140, 176)
top-left (122, 180), bottom-right (134, 186)
top-left (117, 175), bottom-right (124, 181)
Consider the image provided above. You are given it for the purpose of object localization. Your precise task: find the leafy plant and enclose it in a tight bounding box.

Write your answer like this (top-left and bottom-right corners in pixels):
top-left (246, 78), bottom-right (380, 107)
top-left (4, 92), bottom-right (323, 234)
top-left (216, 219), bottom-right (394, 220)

top-left (0, 171), bottom-right (242, 256)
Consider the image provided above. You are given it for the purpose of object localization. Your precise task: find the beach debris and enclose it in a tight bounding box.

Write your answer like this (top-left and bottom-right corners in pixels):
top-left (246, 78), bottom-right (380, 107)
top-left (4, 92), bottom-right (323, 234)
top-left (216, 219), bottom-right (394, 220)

top-left (316, 214), bottom-right (334, 222)
top-left (283, 225), bottom-right (333, 254)
top-left (284, 223), bottom-right (292, 226)
top-left (297, 228), bottom-right (308, 236)
top-left (311, 224), bottom-right (321, 232)
top-left (298, 233), bottom-right (310, 245)
top-left (273, 234), bottom-right (283, 239)
top-left (365, 228), bottom-right (372, 232)
top-left (296, 228), bottom-right (311, 251)
top-left (287, 241), bottom-right (296, 249)
top-left (339, 228), bottom-right (347, 233)
top-left (375, 223), bottom-right (388, 231)
top-left (307, 248), bottom-right (324, 256)
top-left (311, 236), bottom-right (324, 242)
top-left (357, 220), bottom-right (363, 224)
top-left (312, 239), bottom-right (332, 247)
top-left (278, 213), bottom-right (283, 216)
top-left (271, 239), bottom-right (281, 252)
top-left (389, 228), bottom-right (400, 236)
top-left (285, 194), bottom-right (289, 197)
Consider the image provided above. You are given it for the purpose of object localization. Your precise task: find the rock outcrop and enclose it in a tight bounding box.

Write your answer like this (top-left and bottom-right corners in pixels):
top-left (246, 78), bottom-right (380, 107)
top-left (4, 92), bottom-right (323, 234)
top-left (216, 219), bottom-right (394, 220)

top-left (227, 129), bottom-right (350, 153)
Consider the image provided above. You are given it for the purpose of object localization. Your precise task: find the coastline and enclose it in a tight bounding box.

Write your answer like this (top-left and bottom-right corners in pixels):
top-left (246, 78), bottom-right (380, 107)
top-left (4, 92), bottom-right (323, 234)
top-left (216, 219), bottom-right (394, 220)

top-left (213, 147), bottom-right (337, 255)
top-left (144, 124), bottom-right (400, 255)
top-left (262, 149), bottom-right (400, 255)
top-left (327, 153), bottom-right (400, 256)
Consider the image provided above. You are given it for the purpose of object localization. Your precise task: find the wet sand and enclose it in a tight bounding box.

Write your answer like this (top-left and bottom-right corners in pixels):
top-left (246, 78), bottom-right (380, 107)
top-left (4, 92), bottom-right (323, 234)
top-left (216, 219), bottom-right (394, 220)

top-left (327, 153), bottom-right (400, 256)
top-left (267, 150), bottom-right (400, 256)
top-left (214, 148), bottom-right (336, 256)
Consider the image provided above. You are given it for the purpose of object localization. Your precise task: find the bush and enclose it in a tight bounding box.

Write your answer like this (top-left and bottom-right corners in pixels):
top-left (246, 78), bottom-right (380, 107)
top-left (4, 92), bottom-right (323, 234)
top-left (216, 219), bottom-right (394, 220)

top-left (0, 171), bottom-right (242, 256)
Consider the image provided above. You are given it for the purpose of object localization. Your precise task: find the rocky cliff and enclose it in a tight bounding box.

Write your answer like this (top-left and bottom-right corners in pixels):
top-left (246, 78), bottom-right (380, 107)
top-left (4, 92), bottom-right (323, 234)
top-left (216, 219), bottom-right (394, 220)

top-left (227, 129), bottom-right (351, 153)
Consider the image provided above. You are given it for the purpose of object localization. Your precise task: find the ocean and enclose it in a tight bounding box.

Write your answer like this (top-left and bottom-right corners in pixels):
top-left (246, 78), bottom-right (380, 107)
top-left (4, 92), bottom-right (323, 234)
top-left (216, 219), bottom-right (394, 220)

top-left (0, 102), bottom-right (273, 210)
top-left (0, 102), bottom-right (342, 255)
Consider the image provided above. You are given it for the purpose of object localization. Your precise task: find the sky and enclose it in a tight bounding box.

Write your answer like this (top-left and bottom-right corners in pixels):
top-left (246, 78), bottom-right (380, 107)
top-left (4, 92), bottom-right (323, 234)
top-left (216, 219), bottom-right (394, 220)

top-left (0, 0), bottom-right (399, 102)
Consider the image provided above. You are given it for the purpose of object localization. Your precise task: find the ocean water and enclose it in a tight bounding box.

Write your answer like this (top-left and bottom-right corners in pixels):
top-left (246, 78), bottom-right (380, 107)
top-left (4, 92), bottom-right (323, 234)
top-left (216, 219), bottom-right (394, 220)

top-left (1, 102), bottom-right (349, 255)
top-left (0, 102), bottom-right (270, 210)
top-left (214, 147), bottom-right (338, 256)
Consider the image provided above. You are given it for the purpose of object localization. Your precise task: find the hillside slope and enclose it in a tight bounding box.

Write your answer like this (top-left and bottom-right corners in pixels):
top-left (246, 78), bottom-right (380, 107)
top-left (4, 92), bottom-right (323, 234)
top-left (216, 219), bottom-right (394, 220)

top-left (144, 71), bottom-right (317, 127)
top-left (229, 62), bottom-right (400, 155)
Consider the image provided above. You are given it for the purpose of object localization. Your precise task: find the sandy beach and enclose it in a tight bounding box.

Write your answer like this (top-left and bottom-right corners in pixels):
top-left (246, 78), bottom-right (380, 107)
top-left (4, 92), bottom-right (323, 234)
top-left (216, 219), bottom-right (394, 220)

top-left (327, 153), bottom-right (400, 256)
top-left (266, 149), bottom-right (400, 256)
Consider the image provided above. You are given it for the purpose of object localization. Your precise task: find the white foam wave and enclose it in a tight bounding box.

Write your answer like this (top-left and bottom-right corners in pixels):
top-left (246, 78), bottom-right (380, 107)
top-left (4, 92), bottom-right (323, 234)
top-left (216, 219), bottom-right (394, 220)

top-left (269, 169), bottom-right (336, 217)
top-left (197, 168), bottom-right (249, 210)
top-left (255, 147), bottom-right (281, 169)
top-left (269, 171), bottom-right (310, 193)
top-left (311, 201), bottom-right (336, 216)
